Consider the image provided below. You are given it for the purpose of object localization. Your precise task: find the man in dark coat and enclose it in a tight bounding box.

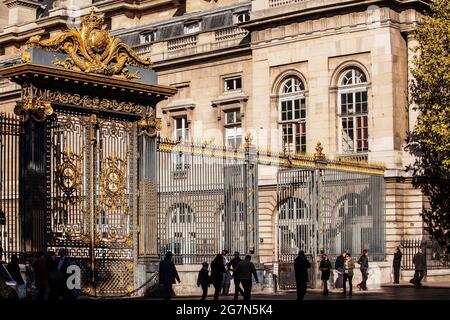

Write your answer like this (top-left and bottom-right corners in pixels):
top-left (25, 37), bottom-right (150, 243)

top-left (33, 252), bottom-right (48, 300)
top-left (393, 247), bottom-right (402, 284)
top-left (334, 251), bottom-right (346, 290)
top-left (57, 249), bottom-right (74, 300)
top-left (211, 254), bottom-right (226, 300)
top-left (412, 248), bottom-right (426, 287)
top-left (319, 253), bottom-right (332, 296)
top-left (197, 262), bottom-right (210, 300)
top-left (6, 254), bottom-right (24, 287)
top-left (235, 255), bottom-right (259, 301)
top-left (294, 250), bottom-right (311, 300)
top-left (357, 249), bottom-right (369, 291)
top-left (158, 251), bottom-right (181, 300)
top-left (228, 251), bottom-right (244, 300)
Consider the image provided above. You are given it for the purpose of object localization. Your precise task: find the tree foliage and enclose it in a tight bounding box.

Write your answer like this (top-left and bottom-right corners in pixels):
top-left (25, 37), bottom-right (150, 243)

top-left (408, 0), bottom-right (450, 248)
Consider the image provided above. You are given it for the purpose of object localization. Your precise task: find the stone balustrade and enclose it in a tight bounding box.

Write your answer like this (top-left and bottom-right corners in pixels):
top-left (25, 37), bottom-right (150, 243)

top-left (132, 26), bottom-right (249, 62)
top-left (269, 0), bottom-right (306, 8)
top-left (167, 35), bottom-right (198, 51)
top-left (337, 153), bottom-right (369, 163)
top-left (133, 43), bottom-right (152, 56)
top-left (215, 26), bottom-right (248, 42)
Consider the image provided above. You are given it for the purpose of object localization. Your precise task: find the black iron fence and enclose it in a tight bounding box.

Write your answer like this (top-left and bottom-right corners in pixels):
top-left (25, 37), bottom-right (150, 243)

top-left (0, 113), bottom-right (21, 257)
top-left (400, 239), bottom-right (449, 270)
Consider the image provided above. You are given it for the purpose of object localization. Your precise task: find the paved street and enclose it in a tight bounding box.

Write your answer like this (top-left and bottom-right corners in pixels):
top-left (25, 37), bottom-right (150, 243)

top-left (169, 282), bottom-right (450, 300)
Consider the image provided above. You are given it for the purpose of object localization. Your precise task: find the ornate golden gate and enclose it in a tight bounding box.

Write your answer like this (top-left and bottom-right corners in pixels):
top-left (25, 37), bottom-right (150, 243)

top-left (47, 111), bottom-right (138, 295)
top-left (0, 9), bottom-right (176, 296)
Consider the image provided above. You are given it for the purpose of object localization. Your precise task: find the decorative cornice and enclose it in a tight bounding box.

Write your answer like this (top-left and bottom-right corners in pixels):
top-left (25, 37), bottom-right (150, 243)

top-left (3, 0), bottom-right (44, 9)
top-left (211, 93), bottom-right (249, 107)
top-left (240, 0), bottom-right (430, 31)
top-left (162, 102), bottom-right (196, 114)
top-left (0, 63), bottom-right (177, 97)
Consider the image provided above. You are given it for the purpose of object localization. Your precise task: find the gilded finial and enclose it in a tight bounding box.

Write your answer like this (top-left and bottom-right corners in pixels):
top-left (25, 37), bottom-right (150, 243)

top-left (314, 141), bottom-right (326, 161)
top-left (244, 132), bottom-right (253, 149)
top-left (138, 108), bottom-right (161, 138)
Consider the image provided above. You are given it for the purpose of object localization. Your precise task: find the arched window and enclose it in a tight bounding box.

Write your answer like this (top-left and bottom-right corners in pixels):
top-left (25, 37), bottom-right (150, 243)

top-left (338, 68), bottom-right (369, 154)
top-left (220, 201), bottom-right (246, 254)
top-left (277, 198), bottom-right (311, 258)
top-left (279, 76), bottom-right (306, 153)
top-left (166, 203), bottom-right (195, 263)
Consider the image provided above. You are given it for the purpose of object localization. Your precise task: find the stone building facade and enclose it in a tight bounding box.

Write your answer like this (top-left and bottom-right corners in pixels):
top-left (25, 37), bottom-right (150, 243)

top-left (1, 0), bottom-right (445, 291)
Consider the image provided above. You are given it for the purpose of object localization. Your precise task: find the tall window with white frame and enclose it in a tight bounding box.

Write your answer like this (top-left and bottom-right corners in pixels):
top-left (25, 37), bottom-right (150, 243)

top-left (338, 68), bottom-right (369, 154)
top-left (224, 109), bottom-right (242, 149)
top-left (174, 116), bottom-right (190, 170)
top-left (279, 76), bottom-right (306, 153)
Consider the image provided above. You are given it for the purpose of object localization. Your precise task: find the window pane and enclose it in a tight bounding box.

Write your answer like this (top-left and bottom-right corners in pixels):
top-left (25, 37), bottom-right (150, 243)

top-left (362, 91), bottom-right (368, 113)
top-left (294, 100), bottom-right (300, 119)
top-left (235, 77), bottom-right (242, 90)
top-left (342, 117), bottom-right (354, 153)
top-left (226, 111), bottom-right (235, 124)
top-left (300, 100), bottom-right (306, 119)
top-left (342, 71), bottom-right (353, 86)
top-left (341, 94), bottom-right (347, 114)
top-left (355, 69), bottom-right (367, 83)
top-left (176, 118), bottom-right (182, 128)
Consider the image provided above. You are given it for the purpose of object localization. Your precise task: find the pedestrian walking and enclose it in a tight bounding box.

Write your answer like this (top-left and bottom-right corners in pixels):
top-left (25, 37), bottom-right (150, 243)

top-left (393, 247), bottom-right (402, 284)
top-left (47, 251), bottom-right (61, 300)
top-left (357, 249), bottom-right (369, 291)
top-left (57, 248), bottom-right (76, 300)
top-left (197, 262), bottom-right (210, 300)
top-left (334, 251), bottom-right (346, 290)
top-left (158, 251), bottom-right (181, 300)
top-left (343, 253), bottom-right (355, 296)
top-left (6, 254), bottom-right (26, 299)
top-left (221, 249), bottom-right (231, 295)
top-left (228, 251), bottom-right (244, 300)
top-left (319, 253), bottom-right (332, 296)
top-left (411, 248), bottom-right (426, 287)
top-left (294, 250), bottom-right (311, 300)
top-left (33, 252), bottom-right (48, 300)
top-left (211, 254), bottom-right (226, 300)
top-left (235, 255), bottom-right (259, 301)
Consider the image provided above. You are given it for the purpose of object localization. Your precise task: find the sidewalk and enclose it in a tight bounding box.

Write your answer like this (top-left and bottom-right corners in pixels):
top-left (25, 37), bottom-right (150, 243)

top-left (168, 281), bottom-right (450, 300)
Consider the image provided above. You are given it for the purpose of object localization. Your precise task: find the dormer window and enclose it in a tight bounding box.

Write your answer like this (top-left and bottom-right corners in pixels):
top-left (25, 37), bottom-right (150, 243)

top-left (235, 12), bottom-right (250, 24)
top-left (140, 30), bottom-right (156, 44)
top-left (184, 21), bottom-right (201, 35)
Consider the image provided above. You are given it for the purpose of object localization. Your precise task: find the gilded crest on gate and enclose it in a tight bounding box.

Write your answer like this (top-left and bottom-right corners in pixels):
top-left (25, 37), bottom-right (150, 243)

top-left (55, 150), bottom-right (83, 200)
top-left (100, 156), bottom-right (127, 214)
top-left (26, 8), bottom-right (152, 80)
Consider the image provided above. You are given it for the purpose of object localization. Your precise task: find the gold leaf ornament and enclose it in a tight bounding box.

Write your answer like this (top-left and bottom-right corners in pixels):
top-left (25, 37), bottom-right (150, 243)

top-left (26, 8), bottom-right (152, 80)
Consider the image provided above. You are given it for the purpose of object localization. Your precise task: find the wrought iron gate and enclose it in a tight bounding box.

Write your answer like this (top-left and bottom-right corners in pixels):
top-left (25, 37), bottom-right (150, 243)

top-left (157, 139), bottom-right (258, 264)
top-left (0, 113), bottom-right (21, 259)
top-left (46, 111), bottom-right (136, 295)
top-left (276, 166), bottom-right (385, 289)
